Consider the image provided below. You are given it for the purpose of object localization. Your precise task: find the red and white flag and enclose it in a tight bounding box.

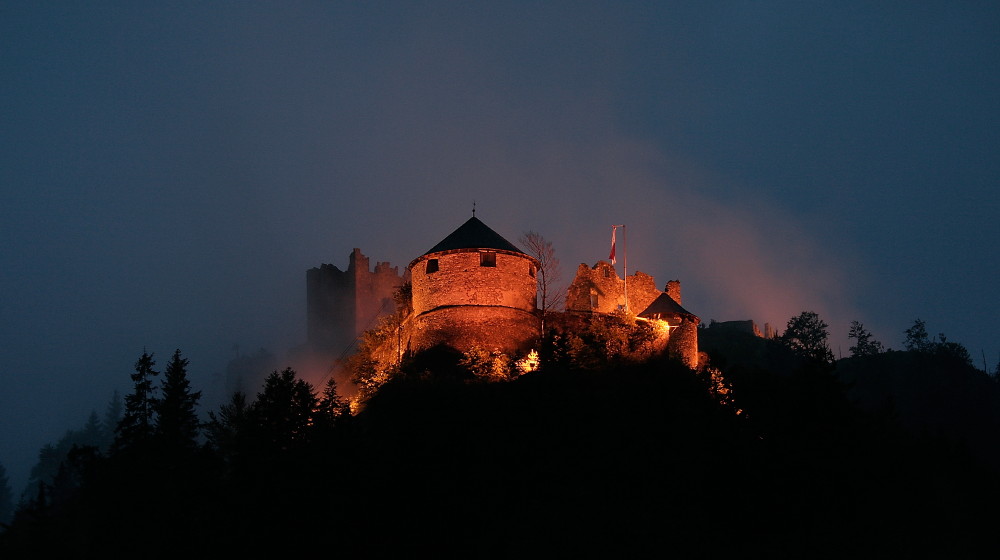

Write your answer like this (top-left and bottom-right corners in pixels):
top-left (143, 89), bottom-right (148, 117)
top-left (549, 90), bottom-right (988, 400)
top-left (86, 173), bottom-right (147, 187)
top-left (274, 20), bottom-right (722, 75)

top-left (609, 226), bottom-right (617, 265)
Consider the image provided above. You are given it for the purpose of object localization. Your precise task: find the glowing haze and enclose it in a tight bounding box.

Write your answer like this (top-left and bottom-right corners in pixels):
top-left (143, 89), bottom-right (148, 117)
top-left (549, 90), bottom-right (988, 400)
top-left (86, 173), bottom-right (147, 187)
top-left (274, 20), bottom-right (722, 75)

top-left (1, 3), bottom-right (997, 493)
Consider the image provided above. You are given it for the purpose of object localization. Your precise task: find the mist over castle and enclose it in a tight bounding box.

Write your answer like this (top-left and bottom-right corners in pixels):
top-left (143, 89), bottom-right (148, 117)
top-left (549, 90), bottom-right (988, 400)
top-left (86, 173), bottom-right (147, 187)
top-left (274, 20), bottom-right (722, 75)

top-left (302, 215), bottom-right (704, 400)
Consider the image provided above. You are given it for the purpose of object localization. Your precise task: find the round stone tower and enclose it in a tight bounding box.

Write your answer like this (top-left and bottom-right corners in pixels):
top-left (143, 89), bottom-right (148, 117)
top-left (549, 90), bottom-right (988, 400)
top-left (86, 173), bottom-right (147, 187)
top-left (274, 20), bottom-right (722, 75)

top-left (407, 216), bottom-right (540, 355)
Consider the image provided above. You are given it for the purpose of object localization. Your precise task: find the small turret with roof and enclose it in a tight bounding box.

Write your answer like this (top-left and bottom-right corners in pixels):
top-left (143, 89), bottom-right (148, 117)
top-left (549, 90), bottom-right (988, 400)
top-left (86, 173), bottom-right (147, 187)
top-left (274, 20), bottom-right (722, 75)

top-left (637, 281), bottom-right (701, 368)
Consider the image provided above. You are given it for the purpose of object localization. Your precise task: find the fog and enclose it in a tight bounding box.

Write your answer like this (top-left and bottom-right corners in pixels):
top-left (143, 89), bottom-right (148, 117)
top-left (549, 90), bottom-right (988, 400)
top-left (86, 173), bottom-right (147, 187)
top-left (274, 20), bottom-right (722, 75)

top-left (2, 2), bottom-right (998, 495)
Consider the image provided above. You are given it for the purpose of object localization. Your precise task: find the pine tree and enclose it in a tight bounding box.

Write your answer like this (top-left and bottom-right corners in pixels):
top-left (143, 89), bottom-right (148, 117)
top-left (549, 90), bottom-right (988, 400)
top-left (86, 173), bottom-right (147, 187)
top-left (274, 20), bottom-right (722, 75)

top-left (155, 349), bottom-right (202, 451)
top-left (0, 461), bottom-right (14, 526)
top-left (317, 378), bottom-right (349, 421)
top-left (101, 390), bottom-right (123, 451)
top-left (206, 391), bottom-right (250, 461)
top-left (80, 411), bottom-right (103, 445)
top-left (314, 377), bottom-right (350, 437)
top-left (251, 368), bottom-right (317, 451)
top-left (113, 351), bottom-right (159, 452)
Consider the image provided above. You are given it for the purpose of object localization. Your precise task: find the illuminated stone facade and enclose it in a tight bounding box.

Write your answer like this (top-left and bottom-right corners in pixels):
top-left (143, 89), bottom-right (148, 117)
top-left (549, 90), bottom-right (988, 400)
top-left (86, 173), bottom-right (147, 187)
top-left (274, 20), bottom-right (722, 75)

top-left (306, 219), bottom-right (702, 374)
top-left (638, 288), bottom-right (701, 369)
top-left (568, 261), bottom-right (702, 369)
top-left (408, 217), bottom-right (540, 355)
top-left (565, 261), bottom-right (661, 316)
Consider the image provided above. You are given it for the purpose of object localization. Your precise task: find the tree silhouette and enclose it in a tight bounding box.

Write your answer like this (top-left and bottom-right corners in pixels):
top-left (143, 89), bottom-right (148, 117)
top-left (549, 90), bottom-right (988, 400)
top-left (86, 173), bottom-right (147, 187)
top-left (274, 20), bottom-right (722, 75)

top-left (113, 351), bottom-right (159, 452)
top-left (155, 349), bottom-right (202, 451)
top-left (848, 320), bottom-right (885, 357)
top-left (904, 319), bottom-right (932, 352)
top-left (250, 368), bottom-right (318, 451)
top-left (314, 377), bottom-right (350, 434)
top-left (25, 412), bottom-right (107, 495)
top-left (903, 320), bottom-right (973, 366)
top-left (932, 332), bottom-right (974, 367)
top-left (780, 311), bottom-right (834, 364)
top-left (205, 391), bottom-right (250, 468)
top-left (0, 461), bottom-right (13, 526)
top-left (101, 390), bottom-right (122, 450)
top-left (520, 231), bottom-right (565, 335)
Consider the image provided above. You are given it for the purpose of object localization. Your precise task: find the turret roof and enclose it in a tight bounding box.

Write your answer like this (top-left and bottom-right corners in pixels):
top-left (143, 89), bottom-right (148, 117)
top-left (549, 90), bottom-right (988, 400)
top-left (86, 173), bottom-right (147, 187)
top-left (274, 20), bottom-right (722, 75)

top-left (421, 216), bottom-right (525, 256)
top-left (638, 292), bottom-right (695, 318)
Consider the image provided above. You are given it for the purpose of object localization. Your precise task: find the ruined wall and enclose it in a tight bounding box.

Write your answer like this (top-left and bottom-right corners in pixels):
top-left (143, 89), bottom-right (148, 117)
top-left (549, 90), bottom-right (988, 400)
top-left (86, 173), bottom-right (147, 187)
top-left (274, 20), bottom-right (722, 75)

top-left (409, 249), bottom-right (539, 354)
top-left (565, 261), bottom-right (660, 315)
top-left (352, 251), bottom-right (406, 336)
top-left (709, 320), bottom-right (762, 338)
top-left (665, 280), bottom-right (682, 305)
top-left (306, 263), bottom-right (353, 353)
top-left (306, 248), bottom-right (405, 356)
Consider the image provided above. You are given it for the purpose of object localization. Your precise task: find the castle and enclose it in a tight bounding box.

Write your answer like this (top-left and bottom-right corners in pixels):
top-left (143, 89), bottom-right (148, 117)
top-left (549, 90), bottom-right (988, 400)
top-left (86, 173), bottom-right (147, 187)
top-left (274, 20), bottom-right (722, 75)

top-left (408, 216), bottom-right (541, 355)
top-left (306, 248), bottom-right (406, 360)
top-left (306, 215), bottom-right (701, 382)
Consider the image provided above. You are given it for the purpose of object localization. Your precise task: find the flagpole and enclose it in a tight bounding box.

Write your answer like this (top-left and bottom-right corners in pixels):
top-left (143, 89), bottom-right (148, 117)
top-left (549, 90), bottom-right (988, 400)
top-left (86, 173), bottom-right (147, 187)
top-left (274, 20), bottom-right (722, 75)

top-left (611, 224), bottom-right (628, 313)
top-left (623, 224), bottom-right (628, 313)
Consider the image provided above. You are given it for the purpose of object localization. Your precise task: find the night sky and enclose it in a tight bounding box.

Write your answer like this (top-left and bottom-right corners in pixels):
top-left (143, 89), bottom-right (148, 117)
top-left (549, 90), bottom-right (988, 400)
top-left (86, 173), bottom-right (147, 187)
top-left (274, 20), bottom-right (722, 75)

top-left (2, 2), bottom-right (998, 492)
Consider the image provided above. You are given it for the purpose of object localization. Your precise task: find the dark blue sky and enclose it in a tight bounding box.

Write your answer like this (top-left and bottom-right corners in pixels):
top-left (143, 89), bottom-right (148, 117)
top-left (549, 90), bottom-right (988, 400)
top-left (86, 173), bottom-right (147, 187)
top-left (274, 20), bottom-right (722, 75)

top-left (2, 2), bottom-right (998, 491)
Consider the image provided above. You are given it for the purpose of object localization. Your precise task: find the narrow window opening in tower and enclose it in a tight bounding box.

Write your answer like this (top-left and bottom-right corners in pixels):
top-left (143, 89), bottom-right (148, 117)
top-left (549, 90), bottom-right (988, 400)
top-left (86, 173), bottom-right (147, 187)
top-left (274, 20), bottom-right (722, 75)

top-left (426, 259), bottom-right (439, 273)
top-left (480, 251), bottom-right (496, 267)
top-left (603, 267), bottom-right (611, 278)
top-left (590, 292), bottom-right (599, 309)
top-left (529, 264), bottom-right (536, 277)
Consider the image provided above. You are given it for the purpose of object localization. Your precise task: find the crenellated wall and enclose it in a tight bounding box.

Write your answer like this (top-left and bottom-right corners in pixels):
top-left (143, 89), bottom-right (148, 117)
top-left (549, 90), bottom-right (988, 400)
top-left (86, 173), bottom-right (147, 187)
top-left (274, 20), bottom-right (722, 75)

top-left (306, 248), bottom-right (406, 356)
top-left (565, 261), bottom-right (660, 315)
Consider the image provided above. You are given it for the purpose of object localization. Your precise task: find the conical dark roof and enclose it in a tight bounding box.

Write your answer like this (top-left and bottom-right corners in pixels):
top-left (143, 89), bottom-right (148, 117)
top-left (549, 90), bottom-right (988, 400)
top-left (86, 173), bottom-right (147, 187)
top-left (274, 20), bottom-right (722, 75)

top-left (638, 292), bottom-right (695, 318)
top-left (422, 216), bottom-right (525, 256)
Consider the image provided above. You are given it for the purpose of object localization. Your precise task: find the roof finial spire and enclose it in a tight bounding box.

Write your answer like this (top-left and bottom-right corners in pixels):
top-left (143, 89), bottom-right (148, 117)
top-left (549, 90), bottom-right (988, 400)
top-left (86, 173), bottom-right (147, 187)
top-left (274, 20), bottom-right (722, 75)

top-left (472, 200), bottom-right (476, 217)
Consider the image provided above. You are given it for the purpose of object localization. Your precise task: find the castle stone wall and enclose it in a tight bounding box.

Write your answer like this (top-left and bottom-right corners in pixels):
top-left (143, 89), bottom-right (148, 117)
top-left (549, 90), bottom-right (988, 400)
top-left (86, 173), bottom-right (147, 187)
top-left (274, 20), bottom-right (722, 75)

top-left (409, 248), bottom-right (539, 355)
top-left (709, 320), bottom-right (762, 338)
top-left (411, 250), bottom-right (537, 316)
top-left (665, 280), bottom-right (682, 305)
top-left (306, 248), bottom-right (404, 356)
top-left (410, 306), bottom-right (538, 355)
top-left (565, 261), bottom-right (660, 315)
top-left (667, 318), bottom-right (700, 369)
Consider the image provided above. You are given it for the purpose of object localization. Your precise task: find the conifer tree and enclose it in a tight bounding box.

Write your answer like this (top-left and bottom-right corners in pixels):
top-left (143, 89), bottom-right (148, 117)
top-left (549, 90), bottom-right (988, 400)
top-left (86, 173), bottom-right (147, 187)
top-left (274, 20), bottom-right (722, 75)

top-left (101, 390), bottom-right (123, 451)
top-left (155, 349), bottom-right (202, 451)
top-left (206, 391), bottom-right (250, 461)
top-left (80, 411), bottom-right (103, 445)
top-left (316, 377), bottom-right (350, 425)
top-left (113, 351), bottom-right (159, 452)
top-left (251, 368), bottom-right (317, 450)
top-left (0, 461), bottom-right (13, 526)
